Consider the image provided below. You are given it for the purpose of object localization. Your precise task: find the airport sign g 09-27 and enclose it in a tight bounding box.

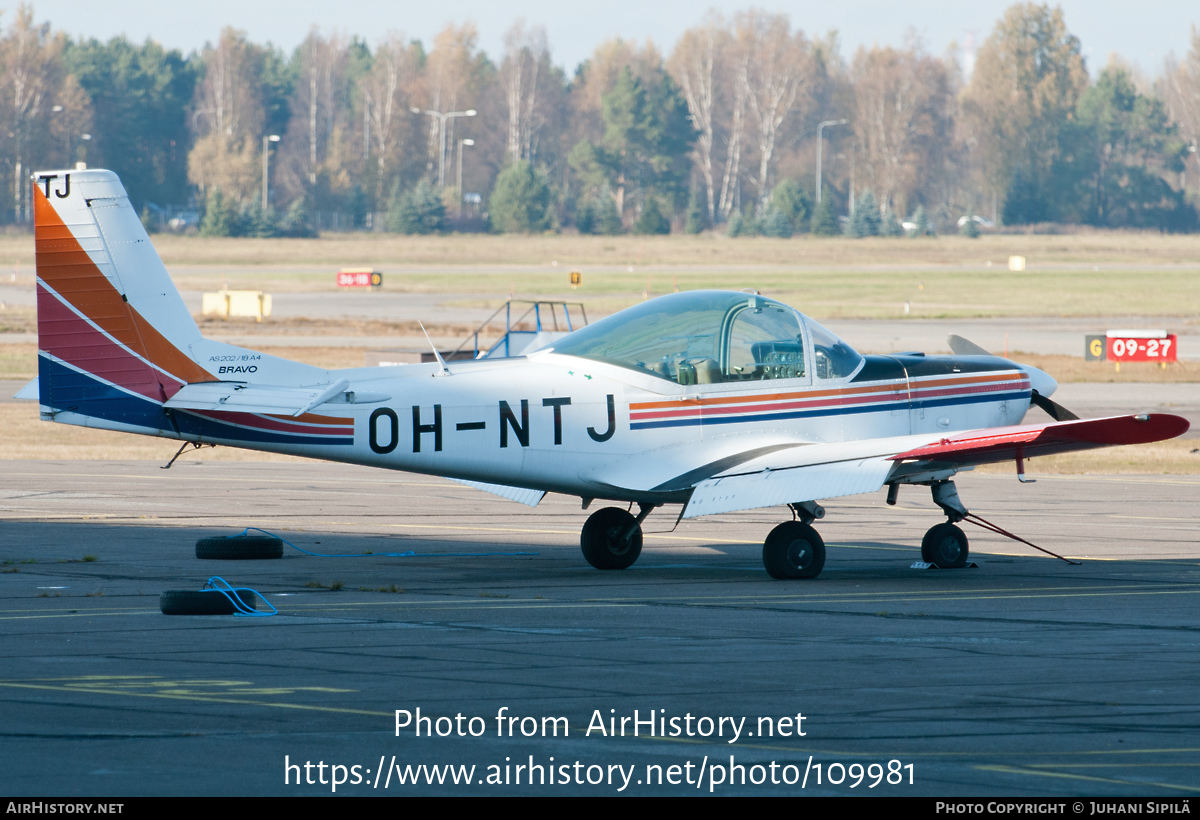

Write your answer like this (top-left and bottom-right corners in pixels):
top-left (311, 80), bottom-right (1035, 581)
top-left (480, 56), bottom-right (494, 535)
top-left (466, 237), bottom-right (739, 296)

top-left (1105, 330), bottom-right (1176, 363)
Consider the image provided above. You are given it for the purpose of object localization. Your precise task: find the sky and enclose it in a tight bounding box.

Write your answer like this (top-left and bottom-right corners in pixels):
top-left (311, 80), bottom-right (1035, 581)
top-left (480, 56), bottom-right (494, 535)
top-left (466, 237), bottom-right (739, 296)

top-left (37, 0), bottom-right (1200, 77)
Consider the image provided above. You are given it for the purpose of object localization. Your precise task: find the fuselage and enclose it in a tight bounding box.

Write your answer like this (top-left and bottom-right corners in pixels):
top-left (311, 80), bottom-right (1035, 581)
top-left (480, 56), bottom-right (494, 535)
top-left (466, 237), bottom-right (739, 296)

top-left (46, 346), bottom-right (1031, 503)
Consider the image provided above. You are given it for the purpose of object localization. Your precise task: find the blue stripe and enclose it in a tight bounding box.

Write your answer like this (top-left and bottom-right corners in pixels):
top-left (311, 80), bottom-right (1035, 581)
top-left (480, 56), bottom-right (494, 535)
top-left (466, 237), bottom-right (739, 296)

top-left (39, 356), bottom-right (353, 446)
top-left (630, 390), bottom-right (1031, 431)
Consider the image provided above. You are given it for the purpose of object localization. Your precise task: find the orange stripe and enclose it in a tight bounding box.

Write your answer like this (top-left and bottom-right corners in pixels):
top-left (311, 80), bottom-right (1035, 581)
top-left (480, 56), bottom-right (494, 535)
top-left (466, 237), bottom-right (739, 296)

top-left (629, 371), bottom-right (1022, 411)
top-left (34, 185), bottom-right (214, 388)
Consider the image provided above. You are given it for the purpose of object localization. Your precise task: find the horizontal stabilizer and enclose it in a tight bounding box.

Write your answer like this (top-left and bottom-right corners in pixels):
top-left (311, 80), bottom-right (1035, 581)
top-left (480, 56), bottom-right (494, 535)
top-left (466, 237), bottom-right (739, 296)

top-left (13, 378), bottom-right (38, 401)
top-left (448, 478), bottom-right (546, 507)
top-left (683, 457), bottom-right (893, 519)
top-left (165, 381), bottom-right (351, 416)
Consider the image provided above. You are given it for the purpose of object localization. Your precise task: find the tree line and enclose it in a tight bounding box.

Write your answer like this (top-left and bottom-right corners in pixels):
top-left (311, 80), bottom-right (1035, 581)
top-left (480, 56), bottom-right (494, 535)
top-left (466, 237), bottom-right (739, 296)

top-left (1, 2), bottom-right (1198, 236)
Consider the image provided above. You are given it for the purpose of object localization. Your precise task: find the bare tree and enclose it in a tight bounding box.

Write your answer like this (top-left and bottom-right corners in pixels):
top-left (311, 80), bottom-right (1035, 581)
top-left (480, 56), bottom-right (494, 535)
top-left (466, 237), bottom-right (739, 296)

top-left (359, 32), bottom-right (417, 200)
top-left (717, 50), bottom-right (746, 222)
top-left (187, 27), bottom-right (266, 201)
top-left (852, 43), bottom-right (955, 216)
top-left (669, 13), bottom-right (728, 222)
top-left (1162, 26), bottom-right (1200, 194)
top-left (501, 20), bottom-right (550, 164)
top-left (422, 23), bottom-right (484, 182)
top-left (735, 10), bottom-right (811, 212)
top-left (298, 29), bottom-right (348, 186)
top-left (191, 27), bottom-right (263, 145)
top-left (0, 6), bottom-right (58, 221)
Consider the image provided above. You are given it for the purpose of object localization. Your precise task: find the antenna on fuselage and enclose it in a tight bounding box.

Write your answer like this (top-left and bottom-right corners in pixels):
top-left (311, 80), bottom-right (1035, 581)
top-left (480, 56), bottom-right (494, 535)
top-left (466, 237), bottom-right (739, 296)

top-left (419, 321), bottom-right (451, 377)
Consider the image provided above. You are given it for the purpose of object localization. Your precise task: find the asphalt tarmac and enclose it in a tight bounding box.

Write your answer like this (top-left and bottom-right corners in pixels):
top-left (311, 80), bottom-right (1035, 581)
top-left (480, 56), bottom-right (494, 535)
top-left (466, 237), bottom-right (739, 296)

top-left (2, 460), bottom-right (1198, 796)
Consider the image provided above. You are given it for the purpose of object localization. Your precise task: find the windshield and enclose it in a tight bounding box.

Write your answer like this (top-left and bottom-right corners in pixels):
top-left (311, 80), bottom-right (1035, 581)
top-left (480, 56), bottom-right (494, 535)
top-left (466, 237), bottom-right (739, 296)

top-left (548, 291), bottom-right (841, 384)
top-left (807, 318), bottom-right (863, 380)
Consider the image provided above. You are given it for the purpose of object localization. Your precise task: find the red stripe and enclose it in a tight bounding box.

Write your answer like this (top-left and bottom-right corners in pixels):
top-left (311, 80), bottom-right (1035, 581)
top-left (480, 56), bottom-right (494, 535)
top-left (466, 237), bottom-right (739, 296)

top-left (195, 409), bottom-right (353, 436)
top-left (37, 284), bottom-right (180, 401)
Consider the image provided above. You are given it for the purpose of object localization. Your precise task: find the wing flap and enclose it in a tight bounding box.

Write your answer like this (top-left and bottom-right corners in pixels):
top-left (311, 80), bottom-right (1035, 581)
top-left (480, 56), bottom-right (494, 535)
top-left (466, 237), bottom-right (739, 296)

top-left (683, 457), bottom-right (893, 519)
top-left (890, 413), bottom-right (1189, 467)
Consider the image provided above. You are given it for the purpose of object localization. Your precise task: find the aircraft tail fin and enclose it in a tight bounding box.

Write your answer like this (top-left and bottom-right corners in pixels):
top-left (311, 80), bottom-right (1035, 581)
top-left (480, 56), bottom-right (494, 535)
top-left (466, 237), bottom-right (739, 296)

top-left (34, 168), bottom-right (215, 426)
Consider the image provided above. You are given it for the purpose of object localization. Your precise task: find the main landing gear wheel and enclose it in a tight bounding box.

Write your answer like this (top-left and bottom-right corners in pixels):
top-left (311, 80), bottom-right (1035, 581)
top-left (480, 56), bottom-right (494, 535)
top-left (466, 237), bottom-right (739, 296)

top-left (581, 507), bottom-right (644, 570)
top-left (763, 521), bottom-right (826, 579)
top-left (921, 522), bottom-right (969, 568)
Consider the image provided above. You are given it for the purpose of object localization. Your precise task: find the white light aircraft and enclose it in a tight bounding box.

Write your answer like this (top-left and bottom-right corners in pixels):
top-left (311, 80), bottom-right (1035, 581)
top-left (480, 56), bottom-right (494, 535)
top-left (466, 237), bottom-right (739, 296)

top-left (19, 169), bottom-right (1190, 578)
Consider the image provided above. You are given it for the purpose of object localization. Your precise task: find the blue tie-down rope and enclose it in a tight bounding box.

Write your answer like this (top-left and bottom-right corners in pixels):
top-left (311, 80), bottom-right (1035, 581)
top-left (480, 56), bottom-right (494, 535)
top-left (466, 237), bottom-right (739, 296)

top-left (231, 527), bottom-right (539, 559)
top-left (204, 576), bottom-right (278, 617)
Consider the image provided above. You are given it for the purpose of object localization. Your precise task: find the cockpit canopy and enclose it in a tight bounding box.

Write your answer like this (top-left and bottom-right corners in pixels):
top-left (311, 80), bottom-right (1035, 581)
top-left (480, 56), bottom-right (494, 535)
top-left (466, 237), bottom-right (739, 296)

top-left (545, 290), bottom-right (862, 385)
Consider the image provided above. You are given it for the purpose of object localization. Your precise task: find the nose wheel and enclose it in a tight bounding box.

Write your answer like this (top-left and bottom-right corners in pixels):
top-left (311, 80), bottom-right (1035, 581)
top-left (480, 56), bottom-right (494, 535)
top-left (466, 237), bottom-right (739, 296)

top-left (921, 522), bottom-right (969, 568)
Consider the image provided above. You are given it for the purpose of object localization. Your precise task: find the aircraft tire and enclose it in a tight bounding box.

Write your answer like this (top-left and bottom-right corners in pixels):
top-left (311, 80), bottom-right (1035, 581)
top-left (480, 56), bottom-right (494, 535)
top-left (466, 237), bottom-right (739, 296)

top-left (160, 589), bottom-right (256, 615)
top-left (921, 523), bottom-right (969, 568)
top-left (763, 522), bottom-right (826, 579)
top-left (195, 535), bottom-right (284, 560)
top-left (580, 507), bottom-right (643, 570)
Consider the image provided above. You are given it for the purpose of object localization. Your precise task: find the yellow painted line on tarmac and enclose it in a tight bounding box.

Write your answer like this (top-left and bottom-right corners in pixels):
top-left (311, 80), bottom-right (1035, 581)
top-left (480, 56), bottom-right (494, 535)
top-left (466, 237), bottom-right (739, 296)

top-left (243, 586), bottom-right (1200, 613)
top-left (5, 471), bottom-right (451, 488)
top-left (569, 582), bottom-right (1196, 604)
top-left (975, 764), bottom-right (1200, 793)
top-left (0, 680), bottom-right (390, 719)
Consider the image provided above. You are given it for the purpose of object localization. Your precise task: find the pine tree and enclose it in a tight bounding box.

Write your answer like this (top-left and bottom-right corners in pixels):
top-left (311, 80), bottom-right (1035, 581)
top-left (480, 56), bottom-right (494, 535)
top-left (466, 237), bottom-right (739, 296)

top-left (575, 200), bottom-right (597, 235)
top-left (489, 161), bottom-right (552, 233)
top-left (910, 205), bottom-right (931, 237)
top-left (633, 198), bottom-right (671, 234)
top-left (845, 191), bottom-right (881, 237)
top-left (199, 189), bottom-right (234, 237)
top-left (761, 206), bottom-right (794, 238)
top-left (278, 198), bottom-right (316, 238)
top-left (684, 191), bottom-right (707, 235)
top-left (595, 197), bottom-right (623, 235)
top-left (810, 196), bottom-right (840, 236)
top-left (959, 212), bottom-right (981, 238)
top-left (880, 207), bottom-right (904, 237)
top-left (770, 179), bottom-right (810, 234)
top-left (389, 180), bottom-right (445, 235)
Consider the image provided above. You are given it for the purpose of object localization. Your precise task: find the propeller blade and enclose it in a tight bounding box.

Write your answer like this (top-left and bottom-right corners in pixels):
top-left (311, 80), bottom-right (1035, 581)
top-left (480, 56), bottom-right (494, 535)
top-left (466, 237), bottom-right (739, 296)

top-left (947, 334), bottom-right (991, 356)
top-left (1030, 389), bottom-right (1079, 422)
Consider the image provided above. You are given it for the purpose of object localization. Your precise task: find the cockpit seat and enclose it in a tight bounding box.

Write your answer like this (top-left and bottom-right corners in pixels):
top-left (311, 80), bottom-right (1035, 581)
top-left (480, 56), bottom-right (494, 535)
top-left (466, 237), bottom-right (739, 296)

top-left (692, 357), bottom-right (722, 384)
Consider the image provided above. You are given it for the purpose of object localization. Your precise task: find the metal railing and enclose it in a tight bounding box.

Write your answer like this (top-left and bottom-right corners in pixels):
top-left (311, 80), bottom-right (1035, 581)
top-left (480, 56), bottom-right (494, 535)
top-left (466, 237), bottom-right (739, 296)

top-left (449, 299), bottom-right (589, 360)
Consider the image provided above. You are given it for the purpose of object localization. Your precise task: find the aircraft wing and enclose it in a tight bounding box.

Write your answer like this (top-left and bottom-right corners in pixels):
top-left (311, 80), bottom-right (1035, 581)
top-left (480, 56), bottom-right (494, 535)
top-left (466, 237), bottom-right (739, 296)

top-left (681, 414), bottom-right (1188, 519)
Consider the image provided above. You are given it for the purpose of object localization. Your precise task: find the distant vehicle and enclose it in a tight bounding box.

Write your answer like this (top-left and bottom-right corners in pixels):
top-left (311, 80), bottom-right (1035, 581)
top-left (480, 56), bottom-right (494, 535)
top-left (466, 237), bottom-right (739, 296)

top-left (167, 211), bottom-right (200, 232)
top-left (956, 214), bottom-right (994, 228)
top-left (20, 169), bottom-right (1189, 579)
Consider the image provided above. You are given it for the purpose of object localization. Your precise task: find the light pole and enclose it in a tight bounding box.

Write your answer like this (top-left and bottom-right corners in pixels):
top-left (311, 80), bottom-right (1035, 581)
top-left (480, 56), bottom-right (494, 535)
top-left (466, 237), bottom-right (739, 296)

top-left (411, 107), bottom-right (476, 187)
top-left (815, 119), bottom-right (848, 203)
top-left (261, 134), bottom-right (280, 210)
top-left (457, 138), bottom-right (474, 216)
top-left (49, 105), bottom-right (91, 166)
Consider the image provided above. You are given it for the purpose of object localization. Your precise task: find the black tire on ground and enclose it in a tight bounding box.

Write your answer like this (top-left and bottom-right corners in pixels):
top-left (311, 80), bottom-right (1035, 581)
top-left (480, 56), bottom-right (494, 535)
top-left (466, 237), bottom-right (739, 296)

top-left (160, 589), bottom-right (257, 615)
top-left (580, 507), bottom-right (643, 570)
top-left (762, 521), bottom-right (826, 579)
top-left (195, 535), bottom-right (283, 560)
top-left (921, 522), bottom-right (969, 568)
